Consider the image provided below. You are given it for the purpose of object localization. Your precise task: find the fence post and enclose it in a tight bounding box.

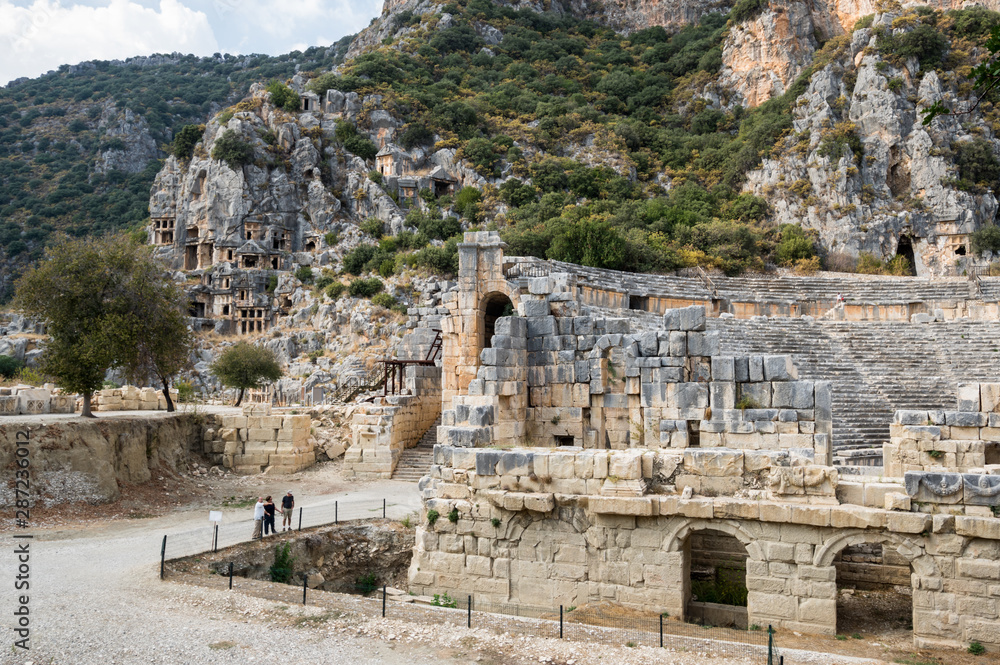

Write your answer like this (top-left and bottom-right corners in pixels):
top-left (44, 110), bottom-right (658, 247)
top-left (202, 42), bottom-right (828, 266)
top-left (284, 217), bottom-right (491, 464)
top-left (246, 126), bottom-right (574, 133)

top-left (213, 523), bottom-right (219, 553)
top-left (298, 506), bottom-right (303, 531)
top-left (660, 613), bottom-right (663, 648)
top-left (467, 595), bottom-right (472, 628)
top-left (160, 535), bottom-right (167, 580)
top-left (560, 605), bottom-right (563, 639)
top-left (382, 585), bottom-right (387, 618)
top-left (383, 498), bottom-right (386, 518)
top-left (767, 625), bottom-right (774, 665)
top-left (335, 501), bottom-right (338, 524)
top-left (228, 562), bottom-right (233, 590)
top-left (303, 575), bottom-right (308, 605)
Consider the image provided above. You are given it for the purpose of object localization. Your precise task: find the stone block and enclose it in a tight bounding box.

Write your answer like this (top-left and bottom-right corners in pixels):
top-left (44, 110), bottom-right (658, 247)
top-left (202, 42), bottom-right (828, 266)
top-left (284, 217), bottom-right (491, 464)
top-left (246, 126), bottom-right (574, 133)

top-left (763, 355), bottom-right (797, 381)
top-left (771, 381), bottom-right (814, 409)
top-left (885, 492), bottom-right (911, 511)
top-left (711, 357), bottom-right (735, 382)
top-left (958, 384), bottom-right (981, 412)
top-left (683, 449), bottom-right (743, 476)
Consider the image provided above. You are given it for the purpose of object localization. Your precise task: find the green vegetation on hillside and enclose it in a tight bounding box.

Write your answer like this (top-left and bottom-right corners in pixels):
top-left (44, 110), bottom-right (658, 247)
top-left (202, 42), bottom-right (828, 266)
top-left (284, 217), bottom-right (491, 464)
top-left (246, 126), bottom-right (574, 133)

top-left (0, 41), bottom-right (351, 279)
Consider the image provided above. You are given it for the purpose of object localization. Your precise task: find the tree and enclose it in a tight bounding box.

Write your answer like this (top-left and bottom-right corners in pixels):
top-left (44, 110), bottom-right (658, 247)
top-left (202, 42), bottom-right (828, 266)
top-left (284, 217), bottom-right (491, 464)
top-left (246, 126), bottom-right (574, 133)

top-left (102, 243), bottom-right (192, 412)
top-left (924, 24), bottom-right (1000, 124)
top-left (210, 343), bottom-right (282, 406)
top-left (13, 234), bottom-right (181, 416)
top-left (172, 124), bottom-right (205, 161)
top-left (212, 129), bottom-right (255, 170)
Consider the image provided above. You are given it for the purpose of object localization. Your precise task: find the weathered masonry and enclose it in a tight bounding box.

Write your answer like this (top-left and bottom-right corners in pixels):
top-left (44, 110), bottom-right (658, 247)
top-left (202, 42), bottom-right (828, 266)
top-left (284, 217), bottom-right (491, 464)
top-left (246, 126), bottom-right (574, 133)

top-left (407, 232), bottom-right (1000, 652)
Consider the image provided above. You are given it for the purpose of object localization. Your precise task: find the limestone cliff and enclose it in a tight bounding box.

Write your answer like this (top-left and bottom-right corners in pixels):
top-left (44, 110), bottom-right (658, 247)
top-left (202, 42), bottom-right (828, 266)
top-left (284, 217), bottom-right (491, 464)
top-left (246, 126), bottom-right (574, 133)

top-left (720, 2), bottom-right (819, 107)
top-left (744, 11), bottom-right (999, 276)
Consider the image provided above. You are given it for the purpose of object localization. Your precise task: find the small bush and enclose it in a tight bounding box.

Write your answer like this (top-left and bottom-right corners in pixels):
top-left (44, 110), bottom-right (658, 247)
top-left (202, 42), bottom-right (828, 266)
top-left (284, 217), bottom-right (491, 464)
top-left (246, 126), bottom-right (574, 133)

top-left (172, 124), bottom-right (205, 161)
top-left (360, 217), bottom-right (384, 237)
top-left (356, 572), bottom-right (378, 595)
top-left (730, 0), bottom-right (767, 24)
top-left (342, 244), bottom-right (378, 275)
top-left (968, 641), bottom-right (986, 655)
top-left (368, 170), bottom-right (383, 186)
top-left (315, 270), bottom-right (336, 290)
top-left (269, 542), bottom-right (295, 584)
top-left (447, 507), bottom-right (460, 523)
top-left (0, 354), bottom-right (23, 379)
top-left (490, 517), bottom-right (501, 528)
top-left (175, 379), bottom-right (196, 403)
top-left (378, 259), bottom-right (395, 278)
top-left (212, 130), bottom-right (255, 171)
top-left (371, 292), bottom-right (397, 309)
top-left (325, 282), bottom-right (347, 299)
top-left (972, 225), bottom-right (1000, 255)
top-left (335, 120), bottom-right (377, 161)
top-left (426, 509), bottom-right (439, 525)
top-left (294, 265), bottom-right (314, 283)
top-left (349, 277), bottom-right (384, 298)
top-left (432, 592), bottom-right (457, 608)
top-left (265, 80), bottom-right (300, 112)
top-left (324, 231), bottom-right (339, 246)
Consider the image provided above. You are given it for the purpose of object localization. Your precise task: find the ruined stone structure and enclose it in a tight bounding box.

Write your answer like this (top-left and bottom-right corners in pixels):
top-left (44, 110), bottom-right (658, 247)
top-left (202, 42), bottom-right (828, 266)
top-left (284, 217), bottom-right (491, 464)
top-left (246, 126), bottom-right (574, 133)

top-left (0, 386), bottom-right (74, 415)
top-left (208, 403), bottom-right (315, 474)
top-left (402, 232), bottom-right (1000, 652)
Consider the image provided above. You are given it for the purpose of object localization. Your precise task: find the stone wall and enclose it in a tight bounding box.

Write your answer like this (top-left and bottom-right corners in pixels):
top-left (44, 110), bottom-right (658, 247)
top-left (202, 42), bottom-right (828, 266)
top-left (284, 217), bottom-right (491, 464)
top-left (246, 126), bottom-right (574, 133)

top-left (211, 403), bottom-right (315, 474)
top-left (93, 385), bottom-right (177, 412)
top-left (439, 300), bottom-right (831, 465)
top-left (344, 365), bottom-right (442, 479)
top-left (885, 383), bottom-right (1000, 477)
top-left (0, 386), bottom-right (75, 415)
top-left (410, 444), bottom-right (1000, 650)
top-left (0, 413), bottom-right (205, 505)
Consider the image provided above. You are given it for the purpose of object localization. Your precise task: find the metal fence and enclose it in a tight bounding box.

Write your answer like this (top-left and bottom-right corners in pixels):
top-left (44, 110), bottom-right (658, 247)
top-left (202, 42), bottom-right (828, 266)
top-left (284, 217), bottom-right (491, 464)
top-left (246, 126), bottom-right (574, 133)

top-left (160, 498), bottom-right (784, 664)
top-left (159, 497), bottom-right (412, 569)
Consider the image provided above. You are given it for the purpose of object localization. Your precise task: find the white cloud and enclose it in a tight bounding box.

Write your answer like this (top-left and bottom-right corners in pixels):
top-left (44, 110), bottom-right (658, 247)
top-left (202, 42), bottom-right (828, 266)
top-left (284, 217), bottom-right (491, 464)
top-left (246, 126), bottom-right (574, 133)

top-left (0, 0), bottom-right (219, 85)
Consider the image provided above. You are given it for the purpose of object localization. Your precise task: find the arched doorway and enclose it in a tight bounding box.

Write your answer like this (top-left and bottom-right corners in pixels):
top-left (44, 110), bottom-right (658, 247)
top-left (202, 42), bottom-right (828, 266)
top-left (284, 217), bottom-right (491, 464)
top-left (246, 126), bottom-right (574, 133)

top-left (684, 529), bottom-right (750, 628)
top-left (481, 292), bottom-right (513, 350)
top-left (817, 533), bottom-right (929, 639)
top-left (896, 235), bottom-right (917, 275)
top-left (833, 541), bottom-right (914, 636)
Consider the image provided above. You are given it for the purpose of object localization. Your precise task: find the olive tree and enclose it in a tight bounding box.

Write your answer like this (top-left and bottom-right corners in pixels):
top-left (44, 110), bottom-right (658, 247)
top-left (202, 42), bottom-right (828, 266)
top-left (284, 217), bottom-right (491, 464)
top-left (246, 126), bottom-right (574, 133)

top-left (209, 342), bottom-right (282, 406)
top-left (14, 234), bottom-right (192, 416)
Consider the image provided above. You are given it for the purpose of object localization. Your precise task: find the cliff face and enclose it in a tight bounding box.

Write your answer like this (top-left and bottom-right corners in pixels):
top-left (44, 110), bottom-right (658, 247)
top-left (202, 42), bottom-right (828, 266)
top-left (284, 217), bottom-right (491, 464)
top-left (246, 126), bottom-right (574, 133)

top-left (721, 2), bottom-right (819, 108)
top-left (745, 13), bottom-right (998, 275)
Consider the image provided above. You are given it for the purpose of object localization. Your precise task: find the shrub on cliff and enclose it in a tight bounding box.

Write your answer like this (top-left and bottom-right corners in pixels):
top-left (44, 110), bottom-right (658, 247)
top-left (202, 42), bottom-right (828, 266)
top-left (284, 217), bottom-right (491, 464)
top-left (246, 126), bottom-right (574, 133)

top-left (211, 130), bottom-right (255, 171)
top-left (265, 80), bottom-right (300, 112)
top-left (171, 124), bottom-right (205, 161)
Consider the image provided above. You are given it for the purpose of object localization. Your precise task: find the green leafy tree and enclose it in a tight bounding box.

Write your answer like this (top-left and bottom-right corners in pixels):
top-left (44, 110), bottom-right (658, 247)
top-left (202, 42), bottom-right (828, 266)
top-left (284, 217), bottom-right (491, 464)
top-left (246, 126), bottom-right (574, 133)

top-left (924, 23), bottom-right (1000, 124)
top-left (0, 355), bottom-right (22, 379)
top-left (101, 241), bottom-right (193, 412)
top-left (211, 129), bottom-right (255, 171)
top-left (172, 124), bottom-right (205, 161)
top-left (210, 342), bottom-right (282, 407)
top-left (265, 80), bottom-right (300, 112)
top-left (13, 234), bottom-right (188, 416)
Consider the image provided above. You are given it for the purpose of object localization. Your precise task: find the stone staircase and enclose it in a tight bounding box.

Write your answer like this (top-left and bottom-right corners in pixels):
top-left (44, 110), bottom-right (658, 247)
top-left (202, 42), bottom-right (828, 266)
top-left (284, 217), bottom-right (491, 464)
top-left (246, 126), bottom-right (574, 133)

top-left (391, 414), bottom-right (441, 482)
top-left (713, 318), bottom-right (1000, 452)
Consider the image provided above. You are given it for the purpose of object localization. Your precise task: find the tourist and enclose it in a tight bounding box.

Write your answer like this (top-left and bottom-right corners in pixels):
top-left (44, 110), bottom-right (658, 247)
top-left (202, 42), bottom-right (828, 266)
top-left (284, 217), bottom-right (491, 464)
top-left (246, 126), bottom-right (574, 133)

top-left (837, 293), bottom-right (845, 306)
top-left (263, 495), bottom-right (277, 536)
top-left (252, 497), bottom-right (264, 539)
top-left (281, 491), bottom-right (295, 531)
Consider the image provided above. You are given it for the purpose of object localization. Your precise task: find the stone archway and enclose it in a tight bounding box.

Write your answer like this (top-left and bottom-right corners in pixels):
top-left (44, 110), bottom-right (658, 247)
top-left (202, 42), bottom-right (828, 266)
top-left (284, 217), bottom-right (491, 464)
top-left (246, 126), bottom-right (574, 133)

top-left (816, 531), bottom-right (933, 638)
top-left (481, 291), bottom-right (513, 350)
top-left (665, 519), bottom-right (763, 625)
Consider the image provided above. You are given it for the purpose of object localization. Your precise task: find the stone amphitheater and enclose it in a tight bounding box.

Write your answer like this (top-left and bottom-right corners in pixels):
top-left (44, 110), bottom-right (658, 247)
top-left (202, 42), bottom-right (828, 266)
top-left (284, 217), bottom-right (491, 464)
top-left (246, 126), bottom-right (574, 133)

top-left (344, 232), bottom-right (1000, 653)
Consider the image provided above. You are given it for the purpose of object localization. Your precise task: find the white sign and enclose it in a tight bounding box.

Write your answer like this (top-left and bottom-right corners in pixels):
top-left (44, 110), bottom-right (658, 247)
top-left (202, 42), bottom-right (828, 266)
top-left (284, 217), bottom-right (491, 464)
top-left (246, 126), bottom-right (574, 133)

top-left (209, 510), bottom-right (222, 523)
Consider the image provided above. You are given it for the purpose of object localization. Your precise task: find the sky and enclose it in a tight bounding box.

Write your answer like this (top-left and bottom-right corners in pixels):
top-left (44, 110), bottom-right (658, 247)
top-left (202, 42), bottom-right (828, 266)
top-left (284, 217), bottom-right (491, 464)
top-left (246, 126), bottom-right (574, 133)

top-left (0, 0), bottom-right (385, 86)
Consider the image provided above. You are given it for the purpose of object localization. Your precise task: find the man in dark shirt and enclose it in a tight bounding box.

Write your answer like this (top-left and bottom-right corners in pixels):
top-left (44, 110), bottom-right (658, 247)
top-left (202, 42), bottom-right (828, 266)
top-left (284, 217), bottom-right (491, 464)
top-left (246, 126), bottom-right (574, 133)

top-left (281, 491), bottom-right (294, 531)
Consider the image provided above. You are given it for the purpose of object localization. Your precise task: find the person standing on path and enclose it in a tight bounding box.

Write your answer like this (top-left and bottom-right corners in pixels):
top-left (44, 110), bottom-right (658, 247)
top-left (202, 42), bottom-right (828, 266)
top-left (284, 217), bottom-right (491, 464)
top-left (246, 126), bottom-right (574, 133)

top-left (281, 491), bottom-right (294, 531)
top-left (263, 495), bottom-right (277, 536)
top-left (252, 497), bottom-right (264, 539)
